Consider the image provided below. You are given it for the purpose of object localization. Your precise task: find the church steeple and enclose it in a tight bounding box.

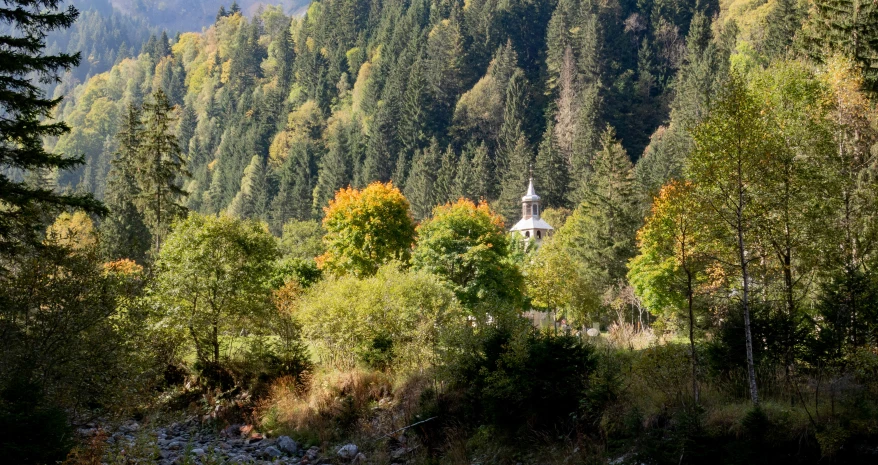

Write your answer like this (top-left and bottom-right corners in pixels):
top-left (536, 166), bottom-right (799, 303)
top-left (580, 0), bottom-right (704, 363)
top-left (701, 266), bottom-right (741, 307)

top-left (521, 177), bottom-right (541, 220)
top-left (510, 178), bottom-right (554, 242)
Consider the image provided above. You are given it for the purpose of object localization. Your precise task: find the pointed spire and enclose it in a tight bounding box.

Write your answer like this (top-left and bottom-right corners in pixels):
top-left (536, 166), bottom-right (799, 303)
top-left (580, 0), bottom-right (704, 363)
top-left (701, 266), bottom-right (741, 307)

top-left (522, 177), bottom-right (540, 202)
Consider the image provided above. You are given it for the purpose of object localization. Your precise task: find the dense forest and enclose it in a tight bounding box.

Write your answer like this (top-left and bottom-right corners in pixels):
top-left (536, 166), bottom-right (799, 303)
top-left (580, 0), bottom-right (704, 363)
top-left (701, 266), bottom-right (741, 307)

top-left (3, 0), bottom-right (878, 463)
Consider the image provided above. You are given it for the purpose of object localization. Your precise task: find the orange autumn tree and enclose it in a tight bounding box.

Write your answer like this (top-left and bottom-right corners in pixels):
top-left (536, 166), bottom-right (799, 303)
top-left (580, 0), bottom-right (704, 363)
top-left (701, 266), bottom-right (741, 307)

top-left (317, 182), bottom-right (416, 277)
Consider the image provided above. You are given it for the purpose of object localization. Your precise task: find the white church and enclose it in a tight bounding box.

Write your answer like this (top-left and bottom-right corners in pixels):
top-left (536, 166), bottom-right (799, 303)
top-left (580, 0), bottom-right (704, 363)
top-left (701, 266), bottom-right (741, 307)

top-left (510, 178), bottom-right (554, 242)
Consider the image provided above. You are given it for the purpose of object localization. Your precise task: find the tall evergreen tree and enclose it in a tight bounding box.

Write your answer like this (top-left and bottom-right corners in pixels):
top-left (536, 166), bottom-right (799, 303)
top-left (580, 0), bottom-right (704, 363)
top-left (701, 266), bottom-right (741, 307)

top-left (535, 121), bottom-right (570, 209)
top-left (101, 104), bottom-right (150, 262)
top-left (135, 90), bottom-right (188, 252)
top-left (470, 142), bottom-right (494, 201)
top-left (763, 0), bottom-right (802, 58)
top-left (0, 0), bottom-right (101, 254)
top-left (228, 155), bottom-right (268, 220)
top-left (433, 145), bottom-right (457, 206)
top-left (404, 139), bottom-right (441, 220)
top-left (497, 134), bottom-right (533, 225)
top-left (803, 0), bottom-right (878, 90)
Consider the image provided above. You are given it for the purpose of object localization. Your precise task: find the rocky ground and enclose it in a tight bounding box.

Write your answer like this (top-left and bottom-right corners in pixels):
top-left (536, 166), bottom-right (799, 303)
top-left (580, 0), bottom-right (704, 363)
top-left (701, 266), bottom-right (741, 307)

top-left (83, 417), bottom-right (367, 465)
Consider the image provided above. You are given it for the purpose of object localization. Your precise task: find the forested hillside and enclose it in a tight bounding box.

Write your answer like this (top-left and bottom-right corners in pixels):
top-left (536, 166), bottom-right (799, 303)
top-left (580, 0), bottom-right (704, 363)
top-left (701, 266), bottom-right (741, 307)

top-left (5, 0), bottom-right (878, 463)
top-left (52, 0), bottom-right (726, 228)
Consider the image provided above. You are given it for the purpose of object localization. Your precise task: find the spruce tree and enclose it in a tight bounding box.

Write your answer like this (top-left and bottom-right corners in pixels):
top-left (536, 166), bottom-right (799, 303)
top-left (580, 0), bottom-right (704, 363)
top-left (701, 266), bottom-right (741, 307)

top-left (453, 147), bottom-right (476, 202)
top-left (228, 155), bottom-right (268, 220)
top-left (403, 139), bottom-right (441, 220)
top-left (433, 145), bottom-right (457, 206)
top-left (0, 0), bottom-right (101, 254)
top-left (565, 125), bottom-right (639, 292)
top-left (135, 90), bottom-right (189, 252)
top-left (470, 142), bottom-right (494, 201)
top-left (312, 134), bottom-right (353, 217)
top-left (497, 134), bottom-right (533, 226)
top-left (101, 104), bottom-right (150, 262)
top-left (803, 0), bottom-right (878, 90)
top-left (535, 121), bottom-right (570, 209)
top-left (763, 0), bottom-right (802, 58)
top-left (271, 142), bottom-right (315, 230)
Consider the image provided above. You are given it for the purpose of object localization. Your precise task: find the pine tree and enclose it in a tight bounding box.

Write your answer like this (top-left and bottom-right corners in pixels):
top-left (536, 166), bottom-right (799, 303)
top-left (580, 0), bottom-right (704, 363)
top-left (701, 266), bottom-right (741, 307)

top-left (228, 155), bottom-right (268, 220)
top-left (452, 147), bottom-right (477, 202)
top-left (497, 134), bottom-right (533, 225)
top-left (0, 0), bottom-right (101, 254)
top-left (403, 139), bottom-right (441, 220)
top-left (135, 90), bottom-right (189, 252)
top-left (217, 5), bottom-right (228, 22)
top-left (101, 104), bottom-right (150, 262)
top-left (803, 0), bottom-right (878, 90)
top-left (433, 145), bottom-right (458, 205)
top-left (470, 142), bottom-right (494, 201)
top-left (535, 121), bottom-right (570, 209)
top-left (763, 0), bottom-right (802, 58)
top-left (230, 1), bottom-right (241, 14)
top-left (563, 125), bottom-right (639, 294)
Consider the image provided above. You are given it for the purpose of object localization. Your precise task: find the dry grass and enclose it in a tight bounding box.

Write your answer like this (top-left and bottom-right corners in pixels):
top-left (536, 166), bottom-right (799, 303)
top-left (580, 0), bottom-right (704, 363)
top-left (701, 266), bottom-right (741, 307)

top-left (258, 367), bottom-right (436, 452)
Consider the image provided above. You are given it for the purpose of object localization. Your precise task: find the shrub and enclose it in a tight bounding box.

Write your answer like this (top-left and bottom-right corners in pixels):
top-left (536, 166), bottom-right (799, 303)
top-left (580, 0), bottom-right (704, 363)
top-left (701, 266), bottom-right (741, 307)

top-left (443, 315), bottom-right (597, 435)
top-left (296, 264), bottom-right (461, 371)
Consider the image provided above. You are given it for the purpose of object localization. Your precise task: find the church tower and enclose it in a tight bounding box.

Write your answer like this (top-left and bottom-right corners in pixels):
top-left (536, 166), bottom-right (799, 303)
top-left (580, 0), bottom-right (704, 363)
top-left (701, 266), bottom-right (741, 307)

top-left (510, 178), bottom-right (554, 242)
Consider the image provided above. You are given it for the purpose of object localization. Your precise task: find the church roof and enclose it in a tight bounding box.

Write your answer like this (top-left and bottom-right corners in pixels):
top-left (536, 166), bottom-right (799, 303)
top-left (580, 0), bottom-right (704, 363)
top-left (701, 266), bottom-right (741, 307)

top-left (510, 217), bottom-right (554, 232)
top-left (522, 178), bottom-right (540, 202)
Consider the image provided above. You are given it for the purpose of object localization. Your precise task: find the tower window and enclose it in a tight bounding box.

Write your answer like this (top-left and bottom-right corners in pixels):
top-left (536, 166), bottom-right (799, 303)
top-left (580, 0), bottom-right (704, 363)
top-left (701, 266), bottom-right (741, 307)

top-left (532, 204), bottom-right (539, 216)
top-left (525, 231), bottom-right (530, 238)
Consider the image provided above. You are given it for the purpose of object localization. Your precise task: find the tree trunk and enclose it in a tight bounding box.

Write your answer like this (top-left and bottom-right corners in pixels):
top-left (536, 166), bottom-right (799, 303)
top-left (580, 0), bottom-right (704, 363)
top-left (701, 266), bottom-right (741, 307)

top-left (738, 209), bottom-right (759, 405)
top-left (687, 268), bottom-right (699, 404)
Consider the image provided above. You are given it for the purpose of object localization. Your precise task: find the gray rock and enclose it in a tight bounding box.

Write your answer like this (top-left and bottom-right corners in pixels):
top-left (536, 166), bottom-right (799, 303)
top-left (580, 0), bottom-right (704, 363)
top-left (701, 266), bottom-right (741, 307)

top-left (277, 436), bottom-right (298, 455)
top-left (167, 440), bottom-right (183, 450)
top-left (191, 448), bottom-right (205, 456)
top-left (337, 444), bottom-right (358, 460)
top-left (264, 446), bottom-right (283, 458)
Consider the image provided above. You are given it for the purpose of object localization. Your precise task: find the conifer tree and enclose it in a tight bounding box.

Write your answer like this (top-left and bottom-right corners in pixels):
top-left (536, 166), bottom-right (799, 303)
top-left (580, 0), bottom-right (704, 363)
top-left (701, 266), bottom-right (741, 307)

top-left (433, 145), bottom-right (457, 206)
top-left (0, 0), bottom-right (101, 254)
top-left (404, 140), bottom-right (441, 220)
top-left (803, 0), bottom-right (878, 90)
top-left (561, 125), bottom-right (639, 295)
top-left (270, 142), bottom-right (315, 230)
top-left (101, 104), bottom-right (150, 262)
top-left (135, 90), bottom-right (188, 252)
top-left (312, 134), bottom-right (353, 216)
top-left (497, 134), bottom-right (533, 225)
top-left (228, 155), bottom-right (268, 220)
top-left (470, 142), bottom-right (494, 201)
top-left (453, 147), bottom-right (476, 202)
top-left (535, 121), bottom-right (570, 209)
top-left (763, 0), bottom-right (802, 58)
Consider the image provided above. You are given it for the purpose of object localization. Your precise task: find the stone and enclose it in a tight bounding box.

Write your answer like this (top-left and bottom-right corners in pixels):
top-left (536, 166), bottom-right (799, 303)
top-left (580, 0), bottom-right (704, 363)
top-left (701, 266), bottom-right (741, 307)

top-left (264, 446), bottom-right (283, 458)
top-left (191, 448), bottom-right (205, 456)
top-left (167, 441), bottom-right (183, 450)
top-left (277, 436), bottom-right (298, 455)
top-left (337, 444), bottom-right (358, 460)
top-left (586, 328), bottom-right (600, 337)
top-left (353, 452), bottom-right (367, 464)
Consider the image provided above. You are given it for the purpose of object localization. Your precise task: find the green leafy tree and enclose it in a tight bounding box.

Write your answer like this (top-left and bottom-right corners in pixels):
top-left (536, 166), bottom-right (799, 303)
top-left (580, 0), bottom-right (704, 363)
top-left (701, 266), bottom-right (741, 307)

top-left (628, 181), bottom-right (708, 403)
top-left (279, 219), bottom-right (325, 260)
top-left (686, 74), bottom-right (774, 405)
top-left (413, 199), bottom-right (523, 307)
top-left (0, 0), bottom-right (101, 255)
top-left (318, 182), bottom-right (416, 277)
top-left (151, 213), bottom-right (278, 370)
top-left (296, 264), bottom-right (460, 371)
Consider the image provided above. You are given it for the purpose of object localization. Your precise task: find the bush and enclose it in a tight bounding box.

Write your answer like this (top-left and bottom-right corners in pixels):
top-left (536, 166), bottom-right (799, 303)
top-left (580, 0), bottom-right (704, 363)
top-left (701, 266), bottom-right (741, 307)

top-left (443, 315), bottom-right (596, 435)
top-left (0, 380), bottom-right (73, 464)
top-left (296, 264), bottom-right (461, 371)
